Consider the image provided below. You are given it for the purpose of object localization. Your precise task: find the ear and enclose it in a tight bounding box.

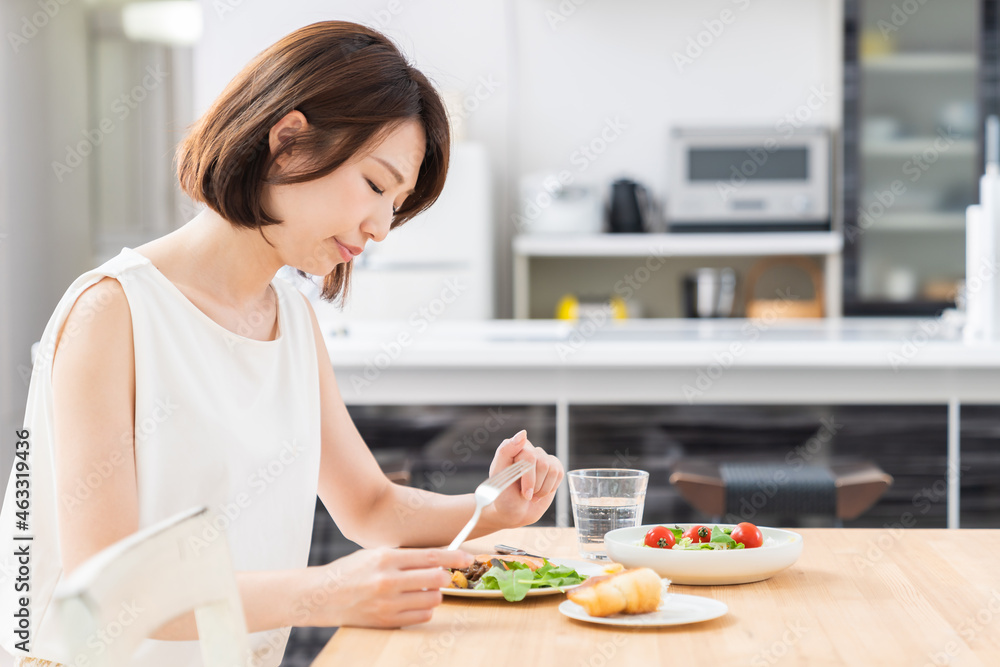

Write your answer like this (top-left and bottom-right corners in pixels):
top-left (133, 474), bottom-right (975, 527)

top-left (268, 110), bottom-right (309, 170)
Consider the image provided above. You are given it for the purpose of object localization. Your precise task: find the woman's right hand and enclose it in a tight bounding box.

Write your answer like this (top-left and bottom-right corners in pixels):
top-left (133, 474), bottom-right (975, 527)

top-left (297, 547), bottom-right (475, 628)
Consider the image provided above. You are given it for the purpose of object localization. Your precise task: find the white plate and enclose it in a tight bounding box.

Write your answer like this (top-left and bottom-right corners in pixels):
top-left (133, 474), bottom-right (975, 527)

top-left (605, 523), bottom-right (803, 585)
top-left (559, 593), bottom-right (728, 627)
top-left (442, 557), bottom-right (607, 598)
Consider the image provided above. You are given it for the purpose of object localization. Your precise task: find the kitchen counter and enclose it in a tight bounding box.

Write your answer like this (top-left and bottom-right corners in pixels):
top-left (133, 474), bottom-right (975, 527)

top-left (322, 316), bottom-right (1000, 528)
top-left (322, 315), bottom-right (1000, 403)
top-left (321, 314), bottom-right (1000, 368)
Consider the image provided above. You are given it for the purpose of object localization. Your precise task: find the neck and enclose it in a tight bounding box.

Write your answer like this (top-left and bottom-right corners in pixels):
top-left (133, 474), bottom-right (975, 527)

top-left (173, 208), bottom-right (284, 307)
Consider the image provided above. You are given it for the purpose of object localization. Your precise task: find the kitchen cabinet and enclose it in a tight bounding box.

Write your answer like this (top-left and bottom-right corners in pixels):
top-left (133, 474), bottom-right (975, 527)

top-left (842, 0), bottom-right (983, 314)
top-left (512, 232), bottom-right (843, 319)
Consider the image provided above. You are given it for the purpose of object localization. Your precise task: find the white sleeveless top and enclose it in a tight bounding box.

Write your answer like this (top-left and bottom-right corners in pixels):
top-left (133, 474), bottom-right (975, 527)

top-left (0, 247), bottom-right (322, 666)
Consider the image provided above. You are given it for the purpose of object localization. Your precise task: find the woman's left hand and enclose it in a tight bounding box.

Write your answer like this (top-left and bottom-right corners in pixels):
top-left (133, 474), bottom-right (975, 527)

top-left (488, 430), bottom-right (564, 528)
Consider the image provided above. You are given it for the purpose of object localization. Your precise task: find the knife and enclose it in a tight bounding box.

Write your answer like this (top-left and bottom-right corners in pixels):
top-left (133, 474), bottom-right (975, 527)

top-left (493, 543), bottom-right (546, 559)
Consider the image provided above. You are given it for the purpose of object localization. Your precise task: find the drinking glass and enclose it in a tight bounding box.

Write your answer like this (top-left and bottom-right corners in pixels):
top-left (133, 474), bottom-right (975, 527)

top-left (568, 468), bottom-right (648, 560)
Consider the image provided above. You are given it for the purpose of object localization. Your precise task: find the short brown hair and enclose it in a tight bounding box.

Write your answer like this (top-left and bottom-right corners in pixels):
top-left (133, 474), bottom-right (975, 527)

top-left (176, 21), bottom-right (450, 302)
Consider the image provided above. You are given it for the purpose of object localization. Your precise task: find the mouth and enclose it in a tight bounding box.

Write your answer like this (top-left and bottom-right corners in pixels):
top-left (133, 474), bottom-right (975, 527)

top-left (334, 239), bottom-right (362, 262)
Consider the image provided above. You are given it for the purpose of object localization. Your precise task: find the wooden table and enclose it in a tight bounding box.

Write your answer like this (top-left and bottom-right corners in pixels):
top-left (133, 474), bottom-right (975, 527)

top-left (312, 527), bottom-right (1000, 666)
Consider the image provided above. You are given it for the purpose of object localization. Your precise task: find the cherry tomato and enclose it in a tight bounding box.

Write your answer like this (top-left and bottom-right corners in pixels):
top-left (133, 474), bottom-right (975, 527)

top-left (731, 522), bottom-right (763, 549)
top-left (644, 526), bottom-right (676, 549)
top-left (683, 525), bottom-right (712, 543)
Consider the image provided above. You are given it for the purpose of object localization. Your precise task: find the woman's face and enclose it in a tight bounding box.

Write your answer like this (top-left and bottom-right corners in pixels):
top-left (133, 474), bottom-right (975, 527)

top-left (262, 116), bottom-right (426, 276)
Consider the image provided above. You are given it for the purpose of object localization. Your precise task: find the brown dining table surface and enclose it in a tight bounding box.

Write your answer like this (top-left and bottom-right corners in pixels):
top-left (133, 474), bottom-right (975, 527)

top-left (311, 526), bottom-right (1000, 666)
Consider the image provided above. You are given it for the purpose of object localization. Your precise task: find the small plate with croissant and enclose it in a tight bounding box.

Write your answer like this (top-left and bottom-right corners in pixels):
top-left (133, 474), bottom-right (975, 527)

top-left (560, 567), bottom-right (728, 627)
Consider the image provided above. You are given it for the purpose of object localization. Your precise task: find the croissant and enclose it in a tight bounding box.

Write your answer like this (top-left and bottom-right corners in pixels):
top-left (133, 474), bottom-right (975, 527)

top-left (566, 567), bottom-right (664, 616)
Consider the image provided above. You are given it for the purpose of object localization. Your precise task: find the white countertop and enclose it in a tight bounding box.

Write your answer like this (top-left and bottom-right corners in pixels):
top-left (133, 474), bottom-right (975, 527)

top-left (320, 314), bottom-right (1000, 369)
top-left (322, 315), bottom-right (987, 531)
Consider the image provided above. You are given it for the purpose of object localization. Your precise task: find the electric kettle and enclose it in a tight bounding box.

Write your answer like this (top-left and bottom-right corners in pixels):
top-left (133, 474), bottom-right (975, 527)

top-left (608, 179), bottom-right (648, 233)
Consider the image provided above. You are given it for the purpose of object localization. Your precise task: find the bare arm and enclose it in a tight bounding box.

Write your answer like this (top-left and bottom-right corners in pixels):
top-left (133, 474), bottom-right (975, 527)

top-left (150, 568), bottom-right (315, 639)
top-left (151, 544), bottom-right (475, 637)
top-left (303, 296), bottom-right (562, 549)
top-left (52, 278), bottom-right (140, 577)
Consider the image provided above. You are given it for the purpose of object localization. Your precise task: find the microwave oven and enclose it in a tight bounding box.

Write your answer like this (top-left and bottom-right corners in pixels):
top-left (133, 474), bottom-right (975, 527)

top-left (666, 127), bottom-right (831, 232)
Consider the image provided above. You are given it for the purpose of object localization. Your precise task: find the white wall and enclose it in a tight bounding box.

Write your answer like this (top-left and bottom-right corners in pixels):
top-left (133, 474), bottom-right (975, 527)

top-left (514, 0), bottom-right (843, 185)
top-left (194, 0), bottom-right (842, 318)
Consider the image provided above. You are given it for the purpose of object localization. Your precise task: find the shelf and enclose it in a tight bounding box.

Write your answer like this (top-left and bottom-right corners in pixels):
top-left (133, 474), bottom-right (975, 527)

top-left (861, 53), bottom-right (977, 73)
top-left (844, 300), bottom-right (955, 317)
top-left (862, 212), bottom-right (967, 233)
top-left (513, 232), bottom-right (843, 258)
top-left (861, 138), bottom-right (976, 158)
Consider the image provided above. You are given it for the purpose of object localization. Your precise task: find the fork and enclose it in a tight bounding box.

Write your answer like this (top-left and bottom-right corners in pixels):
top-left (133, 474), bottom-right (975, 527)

top-left (447, 460), bottom-right (533, 550)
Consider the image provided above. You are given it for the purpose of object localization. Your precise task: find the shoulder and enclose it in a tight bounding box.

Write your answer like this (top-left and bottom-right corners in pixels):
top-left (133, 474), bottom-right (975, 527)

top-left (77, 275), bottom-right (129, 309)
top-left (56, 276), bottom-right (133, 358)
top-left (65, 276), bottom-right (131, 328)
top-left (291, 289), bottom-right (335, 370)
top-left (294, 289), bottom-right (322, 336)
top-left (271, 274), bottom-right (332, 368)
top-left (272, 273), bottom-right (322, 329)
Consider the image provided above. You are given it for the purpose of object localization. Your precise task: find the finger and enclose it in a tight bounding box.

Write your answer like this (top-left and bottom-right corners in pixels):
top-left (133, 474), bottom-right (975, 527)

top-left (534, 459), bottom-right (563, 502)
top-left (532, 461), bottom-right (553, 498)
top-left (390, 566), bottom-right (455, 593)
top-left (394, 548), bottom-right (475, 571)
top-left (493, 430), bottom-right (528, 469)
top-left (529, 446), bottom-right (552, 496)
top-left (372, 565), bottom-right (452, 595)
top-left (515, 442), bottom-right (537, 501)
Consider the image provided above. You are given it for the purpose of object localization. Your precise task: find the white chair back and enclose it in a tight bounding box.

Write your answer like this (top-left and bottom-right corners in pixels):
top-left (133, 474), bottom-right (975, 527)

top-left (50, 505), bottom-right (251, 667)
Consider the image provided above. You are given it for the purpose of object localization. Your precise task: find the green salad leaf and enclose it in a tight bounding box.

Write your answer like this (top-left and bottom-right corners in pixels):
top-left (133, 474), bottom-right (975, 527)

top-left (711, 525), bottom-right (737, 548)
top-left (476, 560), bottom-right (588, 602)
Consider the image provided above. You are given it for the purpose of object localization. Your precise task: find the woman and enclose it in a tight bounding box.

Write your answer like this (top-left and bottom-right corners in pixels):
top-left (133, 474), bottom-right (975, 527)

top-left (0, 21), bottom-right (562, 667)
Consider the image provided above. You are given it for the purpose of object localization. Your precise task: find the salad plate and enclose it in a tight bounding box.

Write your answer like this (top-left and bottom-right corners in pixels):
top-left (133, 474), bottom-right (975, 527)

top-left (441, 557), bottom-right (606, 598)
top-left (605, 523), bottom-right (803, 585)
top-left (558, 593), bottom-right (728, 627)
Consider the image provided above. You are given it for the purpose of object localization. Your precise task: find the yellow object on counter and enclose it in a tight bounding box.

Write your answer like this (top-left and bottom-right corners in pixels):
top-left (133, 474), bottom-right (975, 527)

top-left (859, 29), bottom-right (896, 59)
top-left (556, 294), bottom-right (628, 320)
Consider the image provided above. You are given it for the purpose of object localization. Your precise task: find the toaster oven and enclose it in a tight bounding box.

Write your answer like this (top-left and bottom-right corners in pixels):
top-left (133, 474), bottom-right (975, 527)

top-left (667, 127), bottom-right (831, 232)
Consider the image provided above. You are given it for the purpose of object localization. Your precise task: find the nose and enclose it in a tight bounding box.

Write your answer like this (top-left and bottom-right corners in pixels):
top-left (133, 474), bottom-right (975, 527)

top-left (360, 206), bottom-right (394, 243)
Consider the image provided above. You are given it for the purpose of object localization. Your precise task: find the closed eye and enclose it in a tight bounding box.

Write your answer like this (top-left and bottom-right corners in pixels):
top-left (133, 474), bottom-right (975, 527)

top-left (369, 178), bottom-right (400, 215)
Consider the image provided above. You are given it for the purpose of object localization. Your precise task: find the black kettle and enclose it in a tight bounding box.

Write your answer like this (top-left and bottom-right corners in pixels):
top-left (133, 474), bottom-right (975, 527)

top-left (608, 179), bottom-right (648, 233)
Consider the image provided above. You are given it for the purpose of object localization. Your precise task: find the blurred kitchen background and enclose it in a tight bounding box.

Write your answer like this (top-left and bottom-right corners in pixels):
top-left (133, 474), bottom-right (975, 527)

top-left (2, 0), bottom-right (1000, 662)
